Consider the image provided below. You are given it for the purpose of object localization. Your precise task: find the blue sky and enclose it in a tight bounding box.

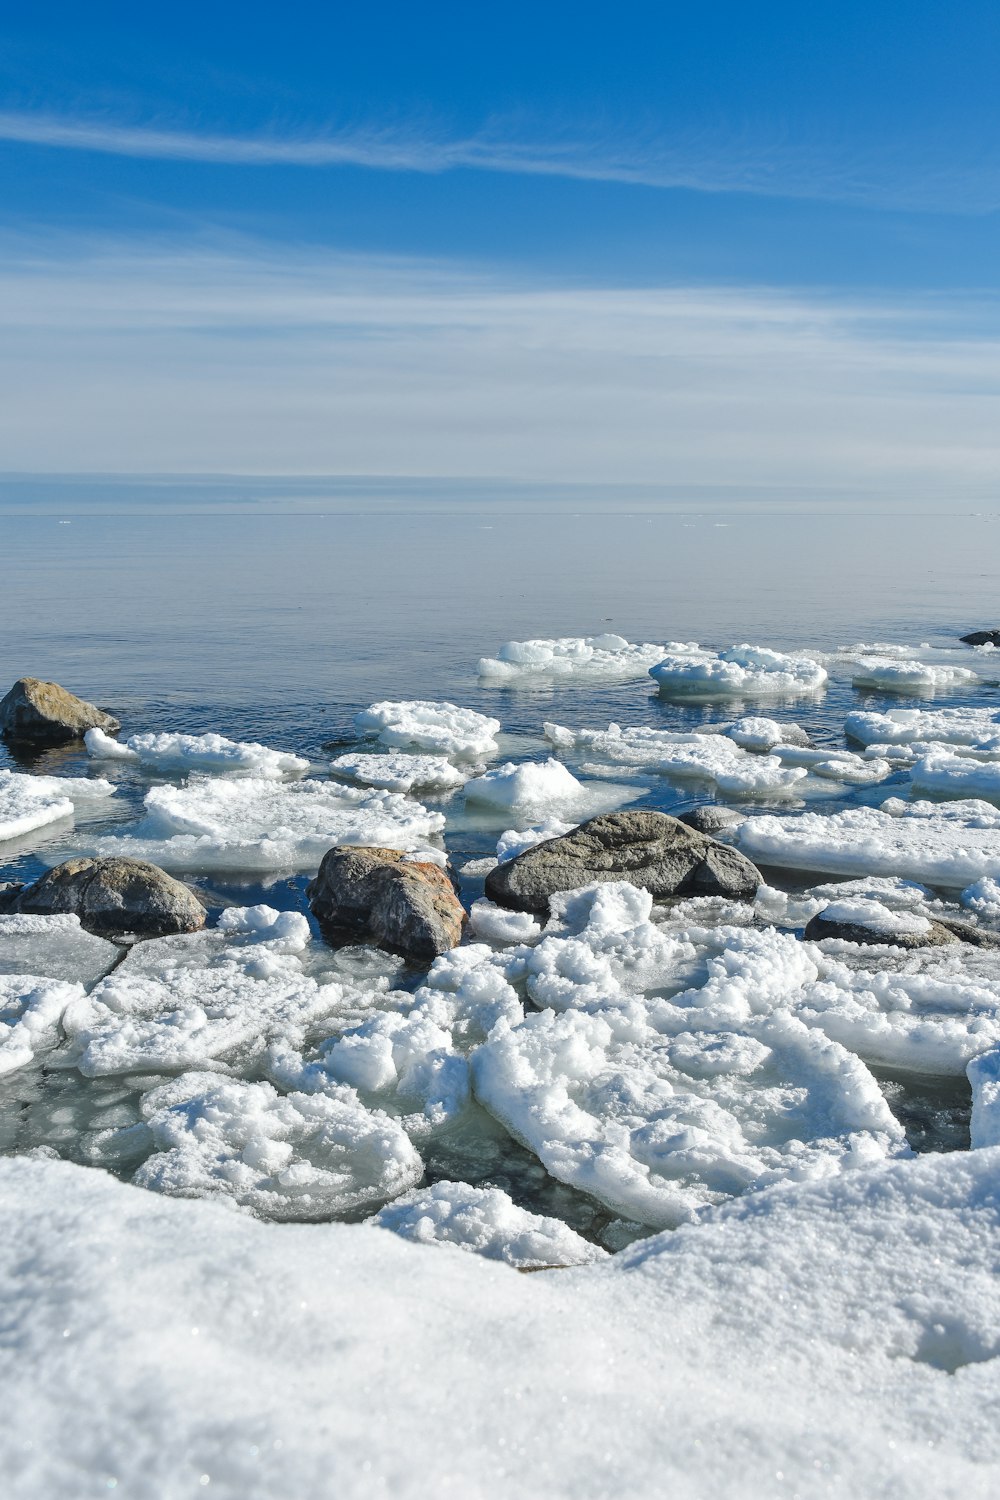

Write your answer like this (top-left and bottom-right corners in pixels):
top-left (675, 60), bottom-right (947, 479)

top-left (2, 2), bottom-right (999, 490)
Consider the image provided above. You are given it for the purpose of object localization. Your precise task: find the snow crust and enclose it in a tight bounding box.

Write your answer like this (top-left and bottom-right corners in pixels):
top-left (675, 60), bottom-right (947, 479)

top-left (80, 776), bottom-right (445, 872)
top-left (649, 643), bottom-right (828, 699)
top-left (368, 1181), bottom-right (606, 1267)
top-left (329, 751), bottom-right (466, 792)
top-left (85, 727), bottom-right (309, 777)
top-left (2, 1151), bottom-right (1000, 1498)
top-left (355, 700), bottom-right (500, 759)
top-left (738, 797), bottom-right (1000, 886)
top-left (477, 634), bottom-right (685, 682)
top-left (0, 768), bottom-right (115, 846)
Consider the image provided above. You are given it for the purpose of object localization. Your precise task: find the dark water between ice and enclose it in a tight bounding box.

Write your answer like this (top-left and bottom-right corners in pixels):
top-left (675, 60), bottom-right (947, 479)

top-left (2, 497), bottom-right (998, 1223)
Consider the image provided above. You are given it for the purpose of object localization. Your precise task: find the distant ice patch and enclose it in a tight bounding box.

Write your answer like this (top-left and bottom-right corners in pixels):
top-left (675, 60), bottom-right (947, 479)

top-left (477, 634), bottom-right (689, 683)
top-left (850, 659), bottom-right (979, 693)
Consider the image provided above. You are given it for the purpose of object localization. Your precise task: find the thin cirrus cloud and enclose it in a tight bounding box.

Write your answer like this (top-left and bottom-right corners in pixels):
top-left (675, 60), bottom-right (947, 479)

top-left (0, 238), bottom-right (999, 489)
top-left (0, 107), bottom-right (994, 213)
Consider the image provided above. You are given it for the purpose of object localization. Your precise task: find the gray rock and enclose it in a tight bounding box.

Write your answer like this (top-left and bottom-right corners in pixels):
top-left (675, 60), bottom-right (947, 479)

top-left (0, 882), bottom-right (24, 914)
top-left (0, 677), bottom-right (120, 745)
top-left (935, 917), bottom-right (1000, 949)
top-left (961, 630), bottom-right (1000, 647)
top-left (679, 805), bottom-right (746, 837)
top-left (484, 810), bottom-right (762, 915)
top-left (14, 857), bottom-right (206, 940)
top-left (308, 846), bottom-right (465, 963)
top-left (803, 910), bottom-right (958, 949)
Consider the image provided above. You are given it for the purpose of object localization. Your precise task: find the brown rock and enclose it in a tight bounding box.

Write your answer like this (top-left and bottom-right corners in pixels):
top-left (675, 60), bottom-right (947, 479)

top-left (308, 846), bottom-right (465, 963)
top-left (0, 678), bottom-right (120, 745)
top-left (15, 857), bottom-right (206, 940)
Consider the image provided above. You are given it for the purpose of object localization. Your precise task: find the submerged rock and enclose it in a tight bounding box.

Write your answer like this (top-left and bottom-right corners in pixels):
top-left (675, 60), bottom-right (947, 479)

top-left (0, 678), bottom-right (120, 745)
top-left (308, 846), bottom-right (465, 963)
top-left (679, 805), bottom-right (746, 837)
top-left (804, 909), bottom-right (958, 950)
top-left (14, 857), bottom-right (206, 940)
top-left (961, 629), bottom-right (1000, 646)
top-left (484, 810), bottom-right (762, 915)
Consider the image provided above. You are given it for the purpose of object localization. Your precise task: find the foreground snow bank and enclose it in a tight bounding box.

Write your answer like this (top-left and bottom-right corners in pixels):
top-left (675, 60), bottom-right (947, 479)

top-left (1, 1151), bottom-right (999, 1498)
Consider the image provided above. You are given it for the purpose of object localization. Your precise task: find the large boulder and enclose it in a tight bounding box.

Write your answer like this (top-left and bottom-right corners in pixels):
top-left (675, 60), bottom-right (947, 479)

top-left (308, 847), bottom-right (465, 963)
top-left (804, 907), bottom-right (1000, 951)
top-left (484, 810), bottom-right (762, 915)
top-left (14, 857), bottom-right (206, 940)
top-left (0, 678), bottom-right (120, 745)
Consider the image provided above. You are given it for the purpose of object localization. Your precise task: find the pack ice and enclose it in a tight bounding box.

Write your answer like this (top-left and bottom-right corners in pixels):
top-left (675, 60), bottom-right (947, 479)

top-left (329, 751), bottom-right (467, 793)
top-left (85, 726), bottom-right (309, 777)
top-left (477, 634), bottom-right (688, 682)
top-left (0, 912), bottom-right (120, 984)
top-left (80, 775), bottom-right (445, 872)
top-left (354, 700), bottom-right (500, 760)
top-left (0, 767), bottom-right (115, 847)
top-left (649, 644), bottom-right (828, 699)
top-left (0, 974), bottom-right (84, 1076)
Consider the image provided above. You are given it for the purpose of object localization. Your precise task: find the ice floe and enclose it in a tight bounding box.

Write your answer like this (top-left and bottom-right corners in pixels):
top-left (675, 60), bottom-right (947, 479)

top-left (134, 1073), bottom-right (422, 1220)
top-left (80, 775), bottom-right (445, 872)
top-left (467, 898), bottom-right (542, 946)
top-left (649, 644), bottom-right (828, 699)
top-left (543, 722), bottom-right (808, 796)
top-left (737, 797), bottom-right (1000, 887)
top-left (850, 659), bottom-right (980, 693)
top-left (910, 749), bottom-right (1000, 803)
top-left (465, 757), bottom-right (637, 821)
top-left (355, 700), bottom-right (500, 760)
top-left (0, 767), bottom-right (115, 847)
top-left (477, 634), bottom-right (689, 682)
top-left (0, 912), bottom-right (120, 984)
top-left (845, 705), bottom-right (1000, 749)
top-left (368, 1181), bottom-right (606, 1267)
top-left (329, 751), bottom-right (467, 793)
top-left (85, 727), bottom-right (309, 777)
top-left (0, 975), bottom-right (83, 1076)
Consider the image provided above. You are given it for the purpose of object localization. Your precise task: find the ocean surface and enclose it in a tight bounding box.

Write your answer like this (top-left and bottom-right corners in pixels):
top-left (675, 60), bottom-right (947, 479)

top-left (3, 492), bottom-right (1000, 1232)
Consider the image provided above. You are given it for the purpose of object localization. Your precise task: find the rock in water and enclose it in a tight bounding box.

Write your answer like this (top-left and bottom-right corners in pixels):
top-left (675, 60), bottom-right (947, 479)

top-left (961, 629), bottom-right (1000, 647)
top-left (14, 858), bottom-right (206, 940)
top-left (0, 678), bottom-right (120, 744)
top-left (484, 810), bottom-right (762, 914)
top-left (308, 847), bottom-right (465, 963)
top-left (679, 805), bottom-right (746, 837)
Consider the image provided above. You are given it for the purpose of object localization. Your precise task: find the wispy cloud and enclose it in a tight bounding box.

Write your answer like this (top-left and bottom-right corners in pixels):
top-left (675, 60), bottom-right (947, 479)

top-left (0, 108), bottom-right (996, 212)
top-left (0, 236), bottom-right (998, 488)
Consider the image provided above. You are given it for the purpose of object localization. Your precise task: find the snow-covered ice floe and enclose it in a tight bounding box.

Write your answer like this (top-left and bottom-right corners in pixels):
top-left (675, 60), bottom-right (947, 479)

top-left (3, 1150), bottom-right (1000, 1497)
top-left (134, 1073), bottom-right (422, 1220)
top-left (850, 659), bottom-right (980, 693)
top-left (737, 796), bottom-right (1000, 887)
top-left (649, 644), bottom-right (828, 699)
top-left (77, 775), bottom-right (445, 872)
top-left (0, 975), bottom-right (83, 1077)
top-left (845, 705), bottom-right (1000, 749)
top-left (0, 912), bottom-right (120, 984)
top-left (477, 634), bottom-right (691, 683)
top-left (354, 700), bottom-right (500, 760)
top-left (329, 751), bottom-right (466, 793)
top-left (0, 767), bottom-right (115, 847)
top-left (544, 722), bottom-right (808, 796)
top-left (368, 1181), bottom-right (606, 1267)
top-left (464, 757), bottom-right (639, 821)
top-left (85, 727), bottom-right (309, 777)
top-left (911, 749), bottom-right (1000, 803)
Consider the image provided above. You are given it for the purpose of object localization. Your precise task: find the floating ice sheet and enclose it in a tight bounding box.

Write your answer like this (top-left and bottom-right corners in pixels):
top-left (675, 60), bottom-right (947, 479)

top-left (737, 797), bottom-right (1000, 887)
top-left (845, 705), bottom-right (1000, 749)
top-left (0, 768), bottom-right (115, 847)
top-left (0, 975), bottom-right (83, 1076)
top-left (85, 727), bottom-right (309, 777)
top-left (911, 749), bottom-right (1000, 803)
top-left (850, 659), bottom-right (980, 692)
top-left (354, 700), bottom-right (500, 760)
top-left (465, 758), bottom-right (638, 821)
top-left (134, 1073), bottom-right (422, 1220)
top-left (477, 634), bottom-right (691, 683)
top-left (78, 775), bottom-right (446, 872)
top-left (368, 1181), bottom-right (607, 1267)
top-left (649, 644), bottom-right (828, 700)
top-left (0, 912), bottom-right (120, 984)
top-left (329, 751), bottom-right (467, 793)
top-left (543, 722), bottom-right (807, 796)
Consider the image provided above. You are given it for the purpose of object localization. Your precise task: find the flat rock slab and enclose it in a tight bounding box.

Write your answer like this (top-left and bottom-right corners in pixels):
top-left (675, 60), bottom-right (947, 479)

top-left (0, 678), bottom-right (120, 745)
top-left (485, 810), bottom-right (762, 915)
top-left (308, 846), bottom-right (465, 963)
top-left (14, 857), bottom-right (206, 941)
